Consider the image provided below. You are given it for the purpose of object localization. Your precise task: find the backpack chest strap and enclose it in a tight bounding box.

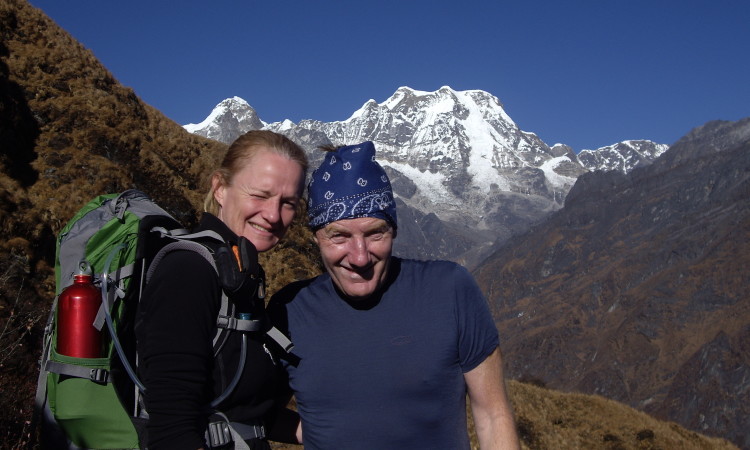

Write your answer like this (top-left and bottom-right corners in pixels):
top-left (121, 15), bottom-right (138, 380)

top-left (216, 315), bottom-right (264, 332)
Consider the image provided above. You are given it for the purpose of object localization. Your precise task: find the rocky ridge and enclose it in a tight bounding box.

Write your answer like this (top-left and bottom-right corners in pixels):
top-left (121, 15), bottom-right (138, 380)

top-left (186, 88), bottom-right (666, 266)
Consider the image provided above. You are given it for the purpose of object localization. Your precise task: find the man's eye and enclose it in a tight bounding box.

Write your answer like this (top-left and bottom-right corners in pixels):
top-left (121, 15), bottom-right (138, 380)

top-left (329, 234), bottom-right (347, 244)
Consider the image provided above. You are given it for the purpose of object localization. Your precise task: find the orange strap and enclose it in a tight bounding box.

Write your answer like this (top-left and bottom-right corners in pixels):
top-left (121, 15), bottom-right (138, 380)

top-left (231, 245), bottom-right (242, 271)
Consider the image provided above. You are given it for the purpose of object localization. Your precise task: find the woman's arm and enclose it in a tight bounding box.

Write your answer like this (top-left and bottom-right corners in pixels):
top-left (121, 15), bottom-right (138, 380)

top-left (266, 406), bottom-right (302, 444)
top-left (137, 251), bottom-right (220, 449)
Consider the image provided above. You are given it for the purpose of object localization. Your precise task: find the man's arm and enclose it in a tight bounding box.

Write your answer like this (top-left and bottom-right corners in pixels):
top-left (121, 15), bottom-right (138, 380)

top-left (465, 347), bottom-right (521, 450)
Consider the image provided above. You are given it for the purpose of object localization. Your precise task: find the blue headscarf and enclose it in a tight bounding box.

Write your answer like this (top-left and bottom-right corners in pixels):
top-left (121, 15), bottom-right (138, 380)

top-left (307, 141), bottom-right (397, 231)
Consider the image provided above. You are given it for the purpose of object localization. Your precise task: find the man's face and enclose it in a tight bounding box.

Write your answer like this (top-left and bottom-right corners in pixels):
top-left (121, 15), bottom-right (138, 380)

top-left (314, 217), bottom-right (394, 301)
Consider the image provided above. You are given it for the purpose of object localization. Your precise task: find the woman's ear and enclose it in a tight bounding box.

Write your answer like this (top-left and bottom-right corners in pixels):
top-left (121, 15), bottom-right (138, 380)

top-left (212, 173), bottom-right (226, 207)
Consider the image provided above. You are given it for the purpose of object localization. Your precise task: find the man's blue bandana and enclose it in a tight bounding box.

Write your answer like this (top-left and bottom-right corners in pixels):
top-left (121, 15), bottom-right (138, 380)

top-left (307, 141), bottom-right (397, 231)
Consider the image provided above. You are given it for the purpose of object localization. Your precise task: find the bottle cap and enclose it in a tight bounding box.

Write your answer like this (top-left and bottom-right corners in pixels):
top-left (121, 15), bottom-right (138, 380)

top-left (76, 260), bottom-right (93, 276)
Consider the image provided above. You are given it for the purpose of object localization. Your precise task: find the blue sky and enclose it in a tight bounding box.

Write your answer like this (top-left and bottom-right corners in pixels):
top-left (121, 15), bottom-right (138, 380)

top-left (29, 0), bottom-right (749, 151)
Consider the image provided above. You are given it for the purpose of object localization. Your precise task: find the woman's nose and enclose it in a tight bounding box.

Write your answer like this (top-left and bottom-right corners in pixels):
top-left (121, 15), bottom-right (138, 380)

top-left (261, 198), bottom-right (281, 223)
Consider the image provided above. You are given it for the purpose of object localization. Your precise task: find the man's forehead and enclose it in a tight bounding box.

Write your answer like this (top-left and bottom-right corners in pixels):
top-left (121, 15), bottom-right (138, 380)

top-left (323, 217), bottom-right (390, 233)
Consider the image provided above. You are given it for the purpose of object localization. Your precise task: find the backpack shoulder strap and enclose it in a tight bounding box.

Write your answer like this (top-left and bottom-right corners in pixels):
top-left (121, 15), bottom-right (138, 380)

top-left (146, 239), bottom-right (233, 353)
top-left (147, 239), bottom-right (217, 284)
top-left (147, 236), bottom-right (294, 353)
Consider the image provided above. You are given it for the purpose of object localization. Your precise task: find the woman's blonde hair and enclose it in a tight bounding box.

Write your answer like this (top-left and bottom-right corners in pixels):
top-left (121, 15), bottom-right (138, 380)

top-left (203, 130), bottom-right (308, 216)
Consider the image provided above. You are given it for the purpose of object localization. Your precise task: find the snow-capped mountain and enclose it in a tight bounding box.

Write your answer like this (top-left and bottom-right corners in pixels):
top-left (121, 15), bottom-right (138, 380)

top-left (184, 97), bottom-right (264, 143)
top-left (578, 140), bottom-right (669, 173)
top-left (286, 87), bottom-right (581, 211)
top-left (184, 87), bottom-right (667, 265)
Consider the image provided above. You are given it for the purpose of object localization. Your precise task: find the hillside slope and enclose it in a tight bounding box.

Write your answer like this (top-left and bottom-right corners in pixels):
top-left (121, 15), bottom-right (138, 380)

top-left (0, 0), bottom-right (321, 444)
top-left (475, 118), bottom-right (750, 448)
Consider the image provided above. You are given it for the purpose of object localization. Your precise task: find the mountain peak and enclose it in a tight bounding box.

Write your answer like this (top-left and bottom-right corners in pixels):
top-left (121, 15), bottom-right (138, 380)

top-left (183, 96), bottom-right (264, 142)
top-left (348, 99), bottom-right (379, 121)
top-left (222, 96), bottom-right (250, 106)
top-left (577, 140), bottom-right (669, 173)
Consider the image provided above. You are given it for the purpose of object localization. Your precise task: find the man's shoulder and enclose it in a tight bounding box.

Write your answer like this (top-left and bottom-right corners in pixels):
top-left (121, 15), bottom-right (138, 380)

top-left (271, 273), bottom-right (328, 304)
top-left (397, 257), bottom-right (466, 277)
top-left (389, 258), bottom-right (477, 297)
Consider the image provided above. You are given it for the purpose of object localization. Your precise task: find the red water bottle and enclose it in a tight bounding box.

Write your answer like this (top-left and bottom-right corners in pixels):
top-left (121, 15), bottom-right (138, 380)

top-left (57, 261), bottom-right (102, 358)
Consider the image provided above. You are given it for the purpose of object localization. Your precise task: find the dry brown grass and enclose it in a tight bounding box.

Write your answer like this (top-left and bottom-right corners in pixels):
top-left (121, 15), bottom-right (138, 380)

top-left (0, 240), bottom-right (50, 448)
top-left (507, 381), bottom-right (736, 450)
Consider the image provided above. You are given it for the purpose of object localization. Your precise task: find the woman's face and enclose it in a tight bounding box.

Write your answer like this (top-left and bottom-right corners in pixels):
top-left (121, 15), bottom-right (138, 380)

top-left (214, 148), bottom-right (304, 252)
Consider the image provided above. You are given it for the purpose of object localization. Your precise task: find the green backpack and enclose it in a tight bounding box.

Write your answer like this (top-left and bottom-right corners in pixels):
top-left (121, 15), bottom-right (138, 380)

top-left (33, 189), bottom-right (291, 449)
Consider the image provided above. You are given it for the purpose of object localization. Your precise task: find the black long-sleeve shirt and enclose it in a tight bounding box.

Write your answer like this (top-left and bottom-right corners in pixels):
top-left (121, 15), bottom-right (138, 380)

top-left (135, 214), bottom-right (285, 449)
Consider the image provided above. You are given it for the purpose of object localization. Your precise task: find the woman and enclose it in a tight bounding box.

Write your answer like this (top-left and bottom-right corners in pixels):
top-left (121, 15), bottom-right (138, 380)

top-left (135, 130), bottom-right (306, 449)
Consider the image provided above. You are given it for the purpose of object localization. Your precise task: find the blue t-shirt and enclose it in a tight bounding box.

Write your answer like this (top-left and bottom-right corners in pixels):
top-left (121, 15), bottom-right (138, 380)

top-left (269, 258), bottom-right (499, 449)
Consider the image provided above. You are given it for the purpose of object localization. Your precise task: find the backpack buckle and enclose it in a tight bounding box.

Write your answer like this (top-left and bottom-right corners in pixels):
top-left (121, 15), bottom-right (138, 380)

top-left (216, 314), bottom-right (264, 333)
top-left (205, 415), bottom-right (266, 447)
top-left (206, 419), bottom-right (232, 447)
top-left (89, 368), bottom-right (109, 383)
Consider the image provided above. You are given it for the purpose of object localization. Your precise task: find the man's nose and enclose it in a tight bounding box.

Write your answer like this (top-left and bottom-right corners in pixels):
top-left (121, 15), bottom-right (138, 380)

top-left (347, 236), bottom-right (370, 267)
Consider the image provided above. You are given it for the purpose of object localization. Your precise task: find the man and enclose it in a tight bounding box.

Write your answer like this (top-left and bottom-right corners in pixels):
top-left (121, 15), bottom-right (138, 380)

top-left (268, 141), bottom-right (520, 449)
